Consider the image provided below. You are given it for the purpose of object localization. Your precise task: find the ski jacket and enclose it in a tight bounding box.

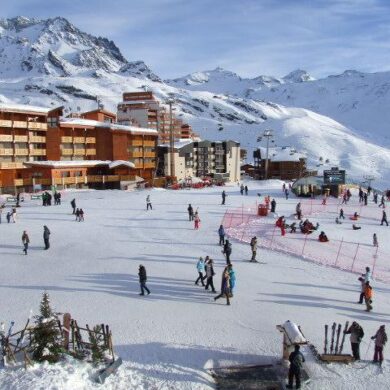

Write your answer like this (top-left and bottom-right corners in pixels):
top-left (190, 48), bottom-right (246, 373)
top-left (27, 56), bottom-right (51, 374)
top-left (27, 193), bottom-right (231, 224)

top-left (346, 323), bottom-right (364, 343)
top-left (229, 269), bottom-right (236, 290)
top-left (205, 263), bottom-right (215, 278)
top-left (363, 271), bottom-right (372, 283)
top-left (196, 260), bottom-right (205, 273)
top-left (364, 285), bottom-right (373, 300)
top-left (289, 350), bottom-right (305, 371)
top-left (43, 227), bottom-right (50, 240)
top-left (22, 233), bottom-right (30, 244)
top-left (372, 328), bottom-right (387, 347)
top-left (220, 270), bottom-right (230, 293)
top-left (188, 206), bottom-right (193, 215)
top-left (138, 266), bottom-right (147, 282)
top-left (218, 226), bottom-right (225, 237)
top-left (250, 238), bottom-right (257, 250)
top-left (223, 242), bottom-right (232, 255)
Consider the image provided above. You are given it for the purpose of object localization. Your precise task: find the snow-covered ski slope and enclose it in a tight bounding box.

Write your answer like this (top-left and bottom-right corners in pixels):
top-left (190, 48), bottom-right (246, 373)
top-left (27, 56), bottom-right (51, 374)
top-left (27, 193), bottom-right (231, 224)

top-left (0, 180), bottom-right (389, 389)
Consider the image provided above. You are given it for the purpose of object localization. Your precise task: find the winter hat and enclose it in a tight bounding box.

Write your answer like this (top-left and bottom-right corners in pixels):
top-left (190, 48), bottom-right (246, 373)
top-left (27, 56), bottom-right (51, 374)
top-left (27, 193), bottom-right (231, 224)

top-left (380, 325), bottom-right (385, 329)
top-left (199, 257), bottom-right (203, 261)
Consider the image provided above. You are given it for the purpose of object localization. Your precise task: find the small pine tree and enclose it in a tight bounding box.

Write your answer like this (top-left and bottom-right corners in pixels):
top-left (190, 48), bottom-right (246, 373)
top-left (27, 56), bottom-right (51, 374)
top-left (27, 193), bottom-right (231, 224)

top-left (29, 292), bottom-right (63, 363)
top-left (89, 325), bottom-right (107, 365)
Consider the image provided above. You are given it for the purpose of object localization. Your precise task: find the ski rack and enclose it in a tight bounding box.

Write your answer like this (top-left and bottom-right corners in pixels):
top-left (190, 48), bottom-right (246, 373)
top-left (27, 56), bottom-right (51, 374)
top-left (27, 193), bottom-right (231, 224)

top-left (321, 321), bottom-right (354, 363)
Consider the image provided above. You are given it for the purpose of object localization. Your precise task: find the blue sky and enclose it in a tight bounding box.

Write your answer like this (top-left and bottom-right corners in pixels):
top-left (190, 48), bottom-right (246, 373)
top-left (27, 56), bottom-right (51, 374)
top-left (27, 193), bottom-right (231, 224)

top-left (2, 0), bottom-right (390, 79)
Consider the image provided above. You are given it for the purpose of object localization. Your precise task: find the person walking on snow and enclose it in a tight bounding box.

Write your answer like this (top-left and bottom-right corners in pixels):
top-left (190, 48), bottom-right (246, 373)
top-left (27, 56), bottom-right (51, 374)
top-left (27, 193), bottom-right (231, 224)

top-left (344, 321), bottom-right (364, 360)
top-left (223, 240), bottom-right (232, 264)
top-left (357, 277), bottom-right (366, 304)
top-left (146, 195), bottom-right (152, 210)
top-left (75, 208), bottom-right (80, 222)
top-left (138, 265), bottom-right (150, 295)
top-left (11, 207), bottom-right (17, 223)
top-left (380, 210), bottom-right (388, 226)
top-left (43, 225), bottom-right (51, 250)
top-left (22, 230), bottom-right (30, 255)
top-left (228, 263), bottom-right (236, 296)
top-left (214, 266), bottom-right (231, 305)
top-left (194, 211), bottom-right (201, 229)
top-left (250, 236), bottom-right (258, 262)
top-left (79, 208), bottom-right (84, 221)
top-left (339, 208), bottom-right (345, 219)
top-left (296, 202), bottom-right (302, 220)
top-left (285, 189), bottom-right (289, 200)
top-left (195, 257), bottom-right (206, 286)
top-left (379, 195), bottom-right (385, 208)
top-left (240, 184), bottom-right (244, 195)
top-left (221, 190), bottom-right (226, 205)
top-left (244, 185), bottom-right (248, 195)
top-left (218, 224), bottom-right (225, 246)
top-left (71, 198), bottom-right (76, 214)
top-left (371, 325), bottom-right (388, 366)
top-left (187, 204), bottom-right (194, 221)
top-left (373, 233), bottom-right (378, 247)
top-left (204, 258), bottom-right (216, 293)
top-left (286, 345), bottom-right (305, 389)
top-left (270, 199), bottom-right (276, 213)
top-left (362, 266), bottom-right (372, 283)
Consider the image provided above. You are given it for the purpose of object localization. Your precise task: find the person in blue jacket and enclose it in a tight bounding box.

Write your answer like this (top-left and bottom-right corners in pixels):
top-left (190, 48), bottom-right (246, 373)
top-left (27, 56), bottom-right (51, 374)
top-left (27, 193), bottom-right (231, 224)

top-left (227, 264), bottom-right (236, 296)
top-left (195, 257), bottom-right (206, 286)
top-left (218, 225), bottom-right (225, 246)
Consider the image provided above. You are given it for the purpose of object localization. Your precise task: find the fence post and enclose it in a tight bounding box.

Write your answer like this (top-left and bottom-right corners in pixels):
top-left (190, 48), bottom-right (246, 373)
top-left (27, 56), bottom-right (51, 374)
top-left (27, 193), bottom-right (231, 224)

top-left (350, 243), bottom-right (360, 272)
top-left (334, 238), bottom-right (343, 267)
top-left (270, 224), bottom-right (277, 250)
top-left (372, 246), bottom-right (379, 278)
top-left (301, 233), bottom-right (308, 256)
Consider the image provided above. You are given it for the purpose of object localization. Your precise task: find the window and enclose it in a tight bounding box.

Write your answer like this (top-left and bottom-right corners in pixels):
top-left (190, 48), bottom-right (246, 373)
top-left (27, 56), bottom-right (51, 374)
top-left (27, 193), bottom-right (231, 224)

top-left (47, 117), bottom-right (58, 128)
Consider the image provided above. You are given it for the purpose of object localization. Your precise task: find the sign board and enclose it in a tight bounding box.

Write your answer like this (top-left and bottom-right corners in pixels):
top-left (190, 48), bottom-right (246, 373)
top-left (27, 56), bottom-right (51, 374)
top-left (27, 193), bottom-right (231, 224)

top-left (323, 169), bottom-right (345, 185)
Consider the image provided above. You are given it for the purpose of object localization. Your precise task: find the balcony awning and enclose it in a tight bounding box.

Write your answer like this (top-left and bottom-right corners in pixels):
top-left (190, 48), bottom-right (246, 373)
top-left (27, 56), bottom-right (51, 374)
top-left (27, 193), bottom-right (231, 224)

top-left (108, 160), bottom-right (135, 169)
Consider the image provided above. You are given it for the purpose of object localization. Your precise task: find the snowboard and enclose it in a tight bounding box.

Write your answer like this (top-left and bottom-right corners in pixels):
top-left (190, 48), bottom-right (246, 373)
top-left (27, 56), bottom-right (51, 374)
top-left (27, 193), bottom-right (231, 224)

top-left (96, 357), bottom-right (123, 384)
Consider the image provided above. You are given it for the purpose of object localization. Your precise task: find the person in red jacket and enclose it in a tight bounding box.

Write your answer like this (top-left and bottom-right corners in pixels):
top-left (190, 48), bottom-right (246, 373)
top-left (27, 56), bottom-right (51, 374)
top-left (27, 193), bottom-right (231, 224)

top-left (364, 281), bottom-right (373, 312)
top-left (318, 231), bottom-right (329, 242)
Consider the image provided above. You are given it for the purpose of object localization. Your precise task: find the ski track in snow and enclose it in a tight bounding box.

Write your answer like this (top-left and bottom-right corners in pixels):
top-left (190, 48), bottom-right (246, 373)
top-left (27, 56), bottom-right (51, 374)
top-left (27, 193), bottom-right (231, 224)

top-left (0, 180), bottom-right (389, 389)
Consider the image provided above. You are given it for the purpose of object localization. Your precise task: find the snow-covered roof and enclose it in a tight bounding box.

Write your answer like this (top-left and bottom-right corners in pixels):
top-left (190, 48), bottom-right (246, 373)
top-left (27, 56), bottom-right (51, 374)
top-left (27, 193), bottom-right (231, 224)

top-left (158, 139), bottom-right (194, 149)
top-left (60, 117), bottom-right (158, 135)
top-left (259, 146), bottom-right (306, 162)
top-left (23, 160), bottom-right (135, 169)
top-left (0, 102), bottom-right (56, 115)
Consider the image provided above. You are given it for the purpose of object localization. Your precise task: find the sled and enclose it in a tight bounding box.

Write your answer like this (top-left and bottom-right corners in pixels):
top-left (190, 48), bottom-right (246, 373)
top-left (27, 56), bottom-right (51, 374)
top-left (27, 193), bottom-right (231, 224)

top-left (96, 357), bottom-right (123, 384)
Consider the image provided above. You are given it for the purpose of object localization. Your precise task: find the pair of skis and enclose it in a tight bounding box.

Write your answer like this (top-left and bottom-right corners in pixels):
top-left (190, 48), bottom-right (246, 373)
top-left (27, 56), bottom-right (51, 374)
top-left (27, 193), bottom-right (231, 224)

top-left (324, 321), bottom-right (349, 354)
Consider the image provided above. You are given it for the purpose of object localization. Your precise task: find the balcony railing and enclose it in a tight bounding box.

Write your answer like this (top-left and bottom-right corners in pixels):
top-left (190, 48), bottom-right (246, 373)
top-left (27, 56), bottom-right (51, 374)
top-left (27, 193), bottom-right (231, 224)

top-left (0, 162), bottom-right (24, 169)
top-left (14, 135), bottom-right (28, 142)
top-left (12, 121), bottom-right (27, 128)
top-left (14, 149), bottom-right (29, 156)
top-left (144, 162), bottom-right (156, 169)
top-left (28, 122), bottom-right (47, 130)
top-left (0, 134), bottom-right (13, 142)
top-left (0, 148), bottom-right (14, 156)
top-left (73, 137), bottom-right (85, 143)
top-left (129, 140), bottom-right (143, 146)
top-left (0, 120), bottom-right (12, 127)
top-left (61, 149), bottom-right (73, 156)
top-left (85, 137), bottom-right (96, 144)
top-left (30, 149), bottom-right (46, 156)
top-left (143, 140), bottom-right (156, 147)
top-left (128, 151), bottom-right (143, 158)
top-left (86, 149), bottom-right (96, 156)
top-left (143, 152), bottom-right (156, 158)
top-left (74, 149), bottom-right (86, 156)
top-left (29, 136), bottom-right (46, 143)
top-left (61, 136), bottom-right (73, 143)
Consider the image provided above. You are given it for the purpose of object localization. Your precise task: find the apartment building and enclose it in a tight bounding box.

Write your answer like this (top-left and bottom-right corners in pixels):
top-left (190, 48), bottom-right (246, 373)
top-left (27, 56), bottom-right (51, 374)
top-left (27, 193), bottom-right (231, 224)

top-left (158, 140), bottom-right (240, 182)
top-left (117, 92), bottom-right (198, 143)
top-left (0, 105), bottom-right (158, 193)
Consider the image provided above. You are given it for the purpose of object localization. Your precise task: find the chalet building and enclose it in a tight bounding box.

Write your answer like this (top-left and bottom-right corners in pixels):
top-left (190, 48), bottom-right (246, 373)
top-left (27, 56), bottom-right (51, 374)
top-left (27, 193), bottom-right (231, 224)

top-left (253, 146), bottom-right (312, 180)
top-left (0, 105), bottom-right (158, 193)
top-left (117, 92), bottom-right (198, 143)
top-left (158, 140), bottom-right (240, 182)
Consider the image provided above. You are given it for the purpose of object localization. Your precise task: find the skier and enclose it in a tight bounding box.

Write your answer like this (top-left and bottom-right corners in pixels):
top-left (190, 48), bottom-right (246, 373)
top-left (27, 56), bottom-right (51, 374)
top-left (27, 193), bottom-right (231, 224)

top-left (364, 281), bottom-right (373, 312)
top-left (250, 236), bottom-right (258, 262)
top-left (285, 189), bottom-right (289, 200)
top-left (270, 199), bottom-right (276, 213)
top-left (11, 208), bottom-right (17, 223)
top-left (204, 258), bottom-right (216, 293)
top-left (280, 220), bottom-right (286, 236)
top-left (364, 193), bottom-right (368, 206)
top-left (71, 198), bottom-right (76, 214)
top-left (290, 222), bottom-right (297, 233)
top-left (244, 185), bottom-right (248, 195)
top-left (194, 211), bottom-right (201, 229)
top-left (146, 195), bottom-right (152, 210)
top-left (223, 240), bottom-right (232, 264)
top-left (362, 267), bottom-right (372, 283)
top-left (218, 224), bottom-right (225, 246)
top-left (195, 257), bottom-right (206, 286)
top-left (43, 225), bottom-right (51, 250)
top-left (380, 210), bottom-right (388, 226)
top-left (221, 190), bottom-right (226, 205)
top-left (373, 233), bottom-right (378, 247)
top-left (339, 208), bottom-right (345, 219)
top-left (240, 184), bottom-right (244, 195)
top-left (187, 204), bottom-right (194, 221)
top-left (344, 321), bottom-right (364, 360)
top-left (22, 230), bottom-right (30, 255)
top-left (214, 266), bottom-right (231, 305)
top-left (296, 202), bottom-right (302, 220)
top-left (75, 208), bottom-right (80, 222)
top-left (357, 277), bottom-right (365, 304)
top-left (379, 195), bottom-right (385, 208)
top-left (79, 208), bottom-right (84, 222)
top-left (286, 345), bottom-right (305, 389)
top-left (228, 263), bottom-right (236, 296)
top-left (352, 224), bottom-right (361, 230)
top-left (371, 325), bottom-right (388, 366)
top-left (138, 265), bottom-right (150, 295)
top-left (335, 217), bottom-right (342, 224)
top-left (318, 231), bottom-right (329, 242)
top-left (6, 211), bottom-right (11, 223)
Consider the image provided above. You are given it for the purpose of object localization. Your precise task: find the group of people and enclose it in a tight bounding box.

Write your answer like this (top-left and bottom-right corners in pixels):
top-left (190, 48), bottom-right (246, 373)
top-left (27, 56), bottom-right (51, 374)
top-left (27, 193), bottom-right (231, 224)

top-left (21, 225), bottom-right (51, 254)
top-left (42, 191), bottom-right (62, 206)
top-left (194, 256), bottom-right (236, 305)
top-left (1, 207), bottom-right (17, 223)
top-left (239, 184), bottom-right (249, 196)
top-left (188, 204), bottom-right (201, 229)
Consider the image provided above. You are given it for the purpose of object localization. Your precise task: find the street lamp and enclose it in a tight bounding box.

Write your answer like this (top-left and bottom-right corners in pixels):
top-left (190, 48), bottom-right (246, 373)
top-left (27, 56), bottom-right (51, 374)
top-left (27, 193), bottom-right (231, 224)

top-left (165, 97), bottom-right (175, 178)
top-left (258, 129), bottom-right (273, 180)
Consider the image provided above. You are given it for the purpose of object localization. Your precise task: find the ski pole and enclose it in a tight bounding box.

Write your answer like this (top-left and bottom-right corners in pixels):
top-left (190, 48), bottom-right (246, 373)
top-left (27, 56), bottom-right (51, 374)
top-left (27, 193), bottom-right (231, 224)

top-left (364, 339), bottom-right (372, 360)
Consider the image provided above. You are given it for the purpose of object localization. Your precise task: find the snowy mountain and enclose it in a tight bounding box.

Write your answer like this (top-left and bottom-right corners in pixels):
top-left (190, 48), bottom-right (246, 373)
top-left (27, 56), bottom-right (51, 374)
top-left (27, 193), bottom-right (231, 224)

top-left (0, 16), bottom-right (389, 188)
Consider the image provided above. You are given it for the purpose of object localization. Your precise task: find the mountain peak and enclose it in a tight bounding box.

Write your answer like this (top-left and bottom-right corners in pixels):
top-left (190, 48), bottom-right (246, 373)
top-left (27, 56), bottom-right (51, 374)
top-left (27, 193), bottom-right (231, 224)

top-left (283, 69), bottom-right (314, 83)
top-left (0, 16), bottom-right (41, 31)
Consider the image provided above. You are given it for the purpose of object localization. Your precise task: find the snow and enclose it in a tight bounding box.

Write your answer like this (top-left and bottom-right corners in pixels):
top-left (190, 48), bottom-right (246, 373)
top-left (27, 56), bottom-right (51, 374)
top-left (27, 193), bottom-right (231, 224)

top-left (0, 180), bottom-right (389, 389)
top-left (258, 146), bottom-right (306, 162)
top-left (24, 160), bottom-right (112, 168)
top-left (0, 102), bottom-right (53, 114)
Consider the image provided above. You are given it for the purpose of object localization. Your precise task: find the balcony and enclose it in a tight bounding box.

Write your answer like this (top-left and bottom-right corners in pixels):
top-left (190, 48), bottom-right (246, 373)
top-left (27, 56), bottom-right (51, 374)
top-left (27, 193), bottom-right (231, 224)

top-left (134, 162), bottom-right (143, 169)
top-left (61, 149), bottom-right (73, 156)
top-left (74, 149), bottom-right (86, 156)
top-left (85, 137), bottom-right (95, 144)
top-left (13, 121), bottom-right (27, 128)
top-left (14, 135), bottom-right (28, 142)
top-left (143, 140), bottom-right (156, 147)
top-left (28, 122), bottom-right (47, 130)
top-left (0, 148), bottom-right (14, 156)
top-left (73, 137), bottom-right (85, 143)
top-left (30, 149), bottom-right (46, 156)
top-left (129, 151), bottom-right (143, 158)
top-left (0, 134), bottom-right (13, 142)
top-left (29, 136), bottom-right (46, 143)
top-left (14, 149), bottom-right (29, 156)
top-left (86, 149), bottom-right (96, 156)
top-left (0, 120), bottom-right (12, 127)
top-left (129, 140), bottom-right (143, 146)
top-left (61, 136), bottom-right (73, 143)
top-left (143, 151), bottom-right (155, 158)
top-left (0, 162), bottom-right (24, 169)
top-left (144, 162), bottom-right (156, 169)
